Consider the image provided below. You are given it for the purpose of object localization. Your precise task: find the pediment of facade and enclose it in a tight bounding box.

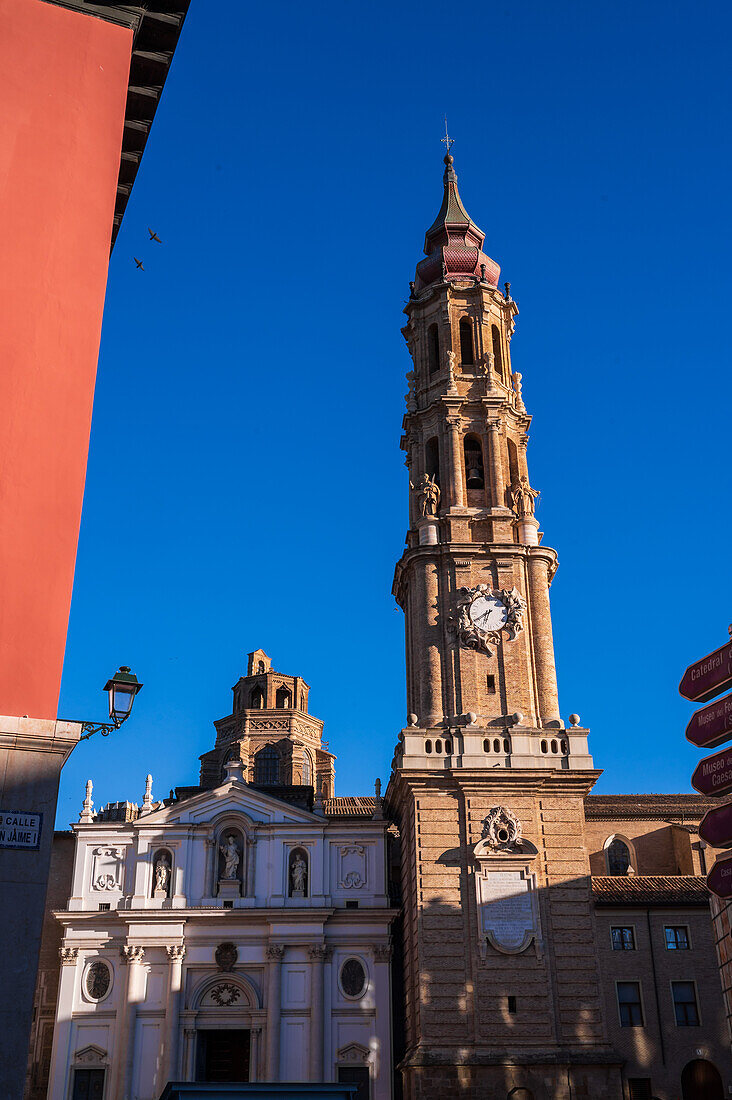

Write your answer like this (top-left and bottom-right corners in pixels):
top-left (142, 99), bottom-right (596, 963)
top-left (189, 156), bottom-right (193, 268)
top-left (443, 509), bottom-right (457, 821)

top-left (134, 779), bottom-right (318, 829)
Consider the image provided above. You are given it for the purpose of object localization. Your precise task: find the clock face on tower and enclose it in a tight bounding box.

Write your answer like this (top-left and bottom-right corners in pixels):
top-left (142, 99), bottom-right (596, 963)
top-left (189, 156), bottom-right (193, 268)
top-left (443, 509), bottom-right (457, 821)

top-left (449, 584), bottom-right (527, 656)
top-left (468, 595), bottom-right (508, 634)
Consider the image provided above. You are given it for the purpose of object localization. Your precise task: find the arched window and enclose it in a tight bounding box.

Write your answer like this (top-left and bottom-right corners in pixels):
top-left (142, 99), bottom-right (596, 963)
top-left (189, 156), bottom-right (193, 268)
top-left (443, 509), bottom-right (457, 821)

top-left (492, 324), bottom-right (503, 381)
top-left (250, 685), bottom-right (265, 709)
top-left (255, 747), bottom-right (280, 786)
top-left (427, 323), bottom-right (440, 375)
top-left (425, 436), bottom-right (440, 487)
top-left (459, 318), bottom-right (474, 365)
top-left (606, 837), bottom-right (632, 876)
top-left (257, 660), bottom-right (265, 673)
top-left (464, 435), bottom-right (485, 490)
top-left (275, 686), bottom-right (291, 709)
top-left (302, 752), bottom-right (312, 785)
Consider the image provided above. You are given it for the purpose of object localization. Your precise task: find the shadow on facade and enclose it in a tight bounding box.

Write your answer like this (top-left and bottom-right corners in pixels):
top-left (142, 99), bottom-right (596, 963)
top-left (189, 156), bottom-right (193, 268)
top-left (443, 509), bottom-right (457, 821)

top-left (392, 862), bottom-right (729, 1100)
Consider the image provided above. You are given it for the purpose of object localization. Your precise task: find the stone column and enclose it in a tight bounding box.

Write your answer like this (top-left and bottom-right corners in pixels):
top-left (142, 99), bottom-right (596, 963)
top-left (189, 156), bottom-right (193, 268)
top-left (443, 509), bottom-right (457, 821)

top-left (46, 948), bottom-right (80, 1100)
top-left (161, 945), bottom-right (185, 1085)
top-left (414, 557), bottom-right (442, 727)
top-left (445, 416), bottom-right (464, 509)
top-left (112, 945), bottom-right (145, 1100)
top-left (487, 419), bottom-right (505, 509)
top-left (373, 944), bottom-right (393, 1092)
top-left (250, 1026), bottom-right (262, 1082)
top-left (265, 943), bottom-right (285, 1080)
top-left (526, 552), bottom-right (561, 725)
top-left (246, 835), bottom-right (257, 897)
top-left (309, 945), bottom-right (330, 1081)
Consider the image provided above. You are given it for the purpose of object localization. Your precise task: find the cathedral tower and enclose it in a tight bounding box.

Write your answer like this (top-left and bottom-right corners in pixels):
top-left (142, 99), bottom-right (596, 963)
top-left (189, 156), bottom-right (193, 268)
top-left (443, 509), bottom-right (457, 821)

top-left (392, 148), bottom-right (592, 769)
top-left (386, 151), bottom-right (622, 1099)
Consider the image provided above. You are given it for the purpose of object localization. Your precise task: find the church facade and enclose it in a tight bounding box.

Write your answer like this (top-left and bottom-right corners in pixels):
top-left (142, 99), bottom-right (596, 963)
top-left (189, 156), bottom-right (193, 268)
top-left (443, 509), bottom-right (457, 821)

top-left (26, 152), bottom-right (732, 1100)
top-left (40, 652), bottom-right (395, 1100)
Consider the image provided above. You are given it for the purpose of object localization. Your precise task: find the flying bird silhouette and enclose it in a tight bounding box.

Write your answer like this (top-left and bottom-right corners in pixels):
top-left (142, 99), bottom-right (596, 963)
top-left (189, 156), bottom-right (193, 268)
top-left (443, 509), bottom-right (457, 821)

top-left (134, 257), bottom-right (144, 270)
top-left (147, 228), bottom-right (162, 243)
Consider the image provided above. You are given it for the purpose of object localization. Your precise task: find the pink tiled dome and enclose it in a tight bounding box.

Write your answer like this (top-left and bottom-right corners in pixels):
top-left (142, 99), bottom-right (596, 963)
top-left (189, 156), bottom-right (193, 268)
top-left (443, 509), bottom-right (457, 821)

top-left (414, 154), bottom-right (500, 293)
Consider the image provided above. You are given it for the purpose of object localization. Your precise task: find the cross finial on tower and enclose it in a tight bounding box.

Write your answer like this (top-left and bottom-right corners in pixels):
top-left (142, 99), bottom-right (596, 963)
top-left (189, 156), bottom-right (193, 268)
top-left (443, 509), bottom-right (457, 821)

top-left (441, 116), bottom-right (454, 158)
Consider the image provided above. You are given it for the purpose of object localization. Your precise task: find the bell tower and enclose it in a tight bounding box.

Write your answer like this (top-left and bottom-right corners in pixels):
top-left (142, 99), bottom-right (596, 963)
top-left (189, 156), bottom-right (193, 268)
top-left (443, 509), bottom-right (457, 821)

top-left (392, 148), bottom-right (592, 770)
top-left (386, 149), bottom-right (621, 1099)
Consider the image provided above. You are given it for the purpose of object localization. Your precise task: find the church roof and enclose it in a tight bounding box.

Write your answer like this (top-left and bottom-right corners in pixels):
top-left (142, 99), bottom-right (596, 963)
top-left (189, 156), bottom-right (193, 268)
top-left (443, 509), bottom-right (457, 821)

top-left (324, 796), bottom-right (376, 818)
top-left (592, 875), bottom-right (710, 907)
top-left (414, 154), bottom-right (501, 293)
top-left (585, 793), bottom-right (715, 820)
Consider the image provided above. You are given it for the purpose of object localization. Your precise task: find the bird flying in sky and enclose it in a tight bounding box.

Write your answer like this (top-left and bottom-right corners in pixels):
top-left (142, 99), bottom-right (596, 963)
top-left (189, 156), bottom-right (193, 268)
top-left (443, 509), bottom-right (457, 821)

top-left (134, 257), bottom-right (144, 270)
top-left (148, 228), bottom-right (162, 243)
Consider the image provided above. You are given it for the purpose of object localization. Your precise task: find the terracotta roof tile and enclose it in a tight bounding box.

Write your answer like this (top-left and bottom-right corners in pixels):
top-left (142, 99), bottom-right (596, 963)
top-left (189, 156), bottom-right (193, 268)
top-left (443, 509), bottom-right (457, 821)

top-left (324, 796), bottom-right (376, 818)
top-left (585, 794), bottom-right (714, 820)
top-left (592, 875), bottom-right (710, 907)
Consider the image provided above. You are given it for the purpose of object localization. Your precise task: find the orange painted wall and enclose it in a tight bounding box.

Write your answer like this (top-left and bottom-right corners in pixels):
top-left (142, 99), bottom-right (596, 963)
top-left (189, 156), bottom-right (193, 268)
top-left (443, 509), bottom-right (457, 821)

top-left (0, 0), bottom-right (132, 719)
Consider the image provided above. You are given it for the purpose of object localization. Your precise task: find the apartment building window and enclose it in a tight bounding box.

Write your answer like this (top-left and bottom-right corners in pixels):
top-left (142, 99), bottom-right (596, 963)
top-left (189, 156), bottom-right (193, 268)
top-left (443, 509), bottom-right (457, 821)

top-left (665, 925), bottom-right (690, 950)
top-left (617, 981), bottom-right (644, 1026)
top-left (672, 981), bottom-right (700, 1026)
top-left (627, 1080), bottom-right (652, 1100)
top-left (611, 926), bottom-right (635, 950)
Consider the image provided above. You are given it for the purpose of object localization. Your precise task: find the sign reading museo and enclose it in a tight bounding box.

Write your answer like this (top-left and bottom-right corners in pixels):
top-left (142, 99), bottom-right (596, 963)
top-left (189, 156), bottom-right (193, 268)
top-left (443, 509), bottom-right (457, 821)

top-left (0, 810), bottom-right (43, 850)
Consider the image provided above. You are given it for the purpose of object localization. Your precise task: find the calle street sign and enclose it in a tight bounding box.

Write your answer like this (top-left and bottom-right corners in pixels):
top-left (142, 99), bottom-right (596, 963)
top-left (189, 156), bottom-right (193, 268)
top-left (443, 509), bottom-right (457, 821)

top-left (679, 639), bottom-right (732, 703)
top-left (706, 853), bottom-right (732, 899)
top-left (686, 692), bottom-right (732, 750)
top-left (700, 802), bottom-right (732, 849)
top-left (691, 746), bottom-right (732, 798)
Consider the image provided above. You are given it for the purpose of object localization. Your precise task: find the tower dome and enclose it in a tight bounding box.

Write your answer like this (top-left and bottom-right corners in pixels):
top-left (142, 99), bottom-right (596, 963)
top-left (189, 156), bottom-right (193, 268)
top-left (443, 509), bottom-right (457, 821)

top-left (414, 154), bottom-right (501, 293)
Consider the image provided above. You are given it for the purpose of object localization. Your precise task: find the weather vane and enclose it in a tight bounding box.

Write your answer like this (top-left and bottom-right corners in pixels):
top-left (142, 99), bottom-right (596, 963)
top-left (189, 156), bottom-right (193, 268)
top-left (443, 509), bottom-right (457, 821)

top-left (441, 116), bottom-right (454, 156)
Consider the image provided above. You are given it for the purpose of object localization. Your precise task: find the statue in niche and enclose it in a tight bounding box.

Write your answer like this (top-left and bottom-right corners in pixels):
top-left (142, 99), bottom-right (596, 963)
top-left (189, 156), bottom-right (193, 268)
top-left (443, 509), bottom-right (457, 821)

top-left (154, 853), bottom-right (171, 897)
top-left (219, 835), bottom-right (240, 880)
top-left (510, 476), bottom-right (540, 517)
top-left (290, 851), bottom-right (307, 897)
top-left (410, 473), bottom-right (440, 517)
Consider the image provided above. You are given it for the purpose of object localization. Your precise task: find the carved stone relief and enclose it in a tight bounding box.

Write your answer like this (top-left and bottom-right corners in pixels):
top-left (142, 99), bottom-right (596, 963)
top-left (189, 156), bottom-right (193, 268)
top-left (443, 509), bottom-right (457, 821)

top-left (91, 847), bottom-right (123, 891)
top-left (73, 1045), bottom-right (108, 1066)
top-left (207, 982), bottom-right (241, 1007)
top-left (215, 942), bottom-right (238, 972)
top-left (481, 805), bottom-right (523, 851)
top-left (338, 844), bottom-right (366, 889)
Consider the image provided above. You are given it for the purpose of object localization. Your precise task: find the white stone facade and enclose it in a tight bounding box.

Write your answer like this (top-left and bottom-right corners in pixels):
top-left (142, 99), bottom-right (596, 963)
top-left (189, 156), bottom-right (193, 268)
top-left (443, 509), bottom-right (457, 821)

top-left (46, 772), bottom-right (394, 1099)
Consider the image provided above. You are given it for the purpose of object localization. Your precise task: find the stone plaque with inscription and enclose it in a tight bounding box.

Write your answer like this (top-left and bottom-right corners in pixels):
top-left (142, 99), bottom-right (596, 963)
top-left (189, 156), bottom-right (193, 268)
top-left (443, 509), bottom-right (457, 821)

top-left (476, 869), bottom-right (537, 954)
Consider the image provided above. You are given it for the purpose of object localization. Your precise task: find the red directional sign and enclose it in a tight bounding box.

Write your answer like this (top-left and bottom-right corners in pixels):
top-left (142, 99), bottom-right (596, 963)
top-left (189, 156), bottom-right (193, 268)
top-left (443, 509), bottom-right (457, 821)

top-left (706, 853), bottom-right (732, 899)
top-left (679, 639), bottom-right (732, 703)
top-left (700, 802), bottom-right (732, 848)
top-left (691, 745), bottom-right (732, 798)
top-left (686, 692), bottom-right (732, 750)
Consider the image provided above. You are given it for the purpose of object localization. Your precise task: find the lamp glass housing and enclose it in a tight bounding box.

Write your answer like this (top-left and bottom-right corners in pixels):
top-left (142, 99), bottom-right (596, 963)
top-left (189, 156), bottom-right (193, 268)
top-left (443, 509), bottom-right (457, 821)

top-left (104, 667), bottom-right (142, 725)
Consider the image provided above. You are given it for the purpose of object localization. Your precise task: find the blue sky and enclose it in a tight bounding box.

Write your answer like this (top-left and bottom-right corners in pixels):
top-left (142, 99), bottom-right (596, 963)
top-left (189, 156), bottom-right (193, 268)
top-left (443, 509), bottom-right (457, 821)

top-left (56, 0), bottom-right (732, 826)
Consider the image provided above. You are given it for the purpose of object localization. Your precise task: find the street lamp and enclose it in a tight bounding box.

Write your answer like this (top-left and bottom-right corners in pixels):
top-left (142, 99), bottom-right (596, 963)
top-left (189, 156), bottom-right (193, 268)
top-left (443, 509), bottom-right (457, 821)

top-left (77, 666), bottom-right (143, 741)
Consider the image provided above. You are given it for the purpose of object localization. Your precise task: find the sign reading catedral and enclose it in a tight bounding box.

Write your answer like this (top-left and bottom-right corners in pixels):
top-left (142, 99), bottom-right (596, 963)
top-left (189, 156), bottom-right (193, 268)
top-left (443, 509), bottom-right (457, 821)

top-left (27, 150), bottom-right (732, 1100)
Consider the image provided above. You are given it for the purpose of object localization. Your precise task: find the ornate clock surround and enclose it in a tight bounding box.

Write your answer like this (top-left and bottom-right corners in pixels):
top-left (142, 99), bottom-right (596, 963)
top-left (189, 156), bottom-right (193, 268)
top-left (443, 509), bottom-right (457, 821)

top-left (449, 584), bottom-right (527, 655)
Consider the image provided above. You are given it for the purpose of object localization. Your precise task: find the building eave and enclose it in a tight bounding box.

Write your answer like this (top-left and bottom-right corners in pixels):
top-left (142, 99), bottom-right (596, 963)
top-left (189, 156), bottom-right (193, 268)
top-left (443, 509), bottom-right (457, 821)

top-left (44, 1), bottom-right (190, 249)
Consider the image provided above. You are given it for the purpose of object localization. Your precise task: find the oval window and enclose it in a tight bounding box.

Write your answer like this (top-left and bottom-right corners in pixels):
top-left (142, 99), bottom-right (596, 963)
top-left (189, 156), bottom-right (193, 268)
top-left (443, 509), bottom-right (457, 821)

top-left (85, 960), bottom-right (111, 1001)
top-left (340, 957), bottom-right (366, 998)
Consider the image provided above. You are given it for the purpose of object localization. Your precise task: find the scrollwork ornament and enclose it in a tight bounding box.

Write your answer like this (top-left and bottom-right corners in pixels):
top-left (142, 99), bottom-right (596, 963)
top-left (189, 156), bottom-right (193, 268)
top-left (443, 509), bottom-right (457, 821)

top-left (481, 805), bottom-right (523, 850)
top-left (447, 584), bottom-right (526, 655)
